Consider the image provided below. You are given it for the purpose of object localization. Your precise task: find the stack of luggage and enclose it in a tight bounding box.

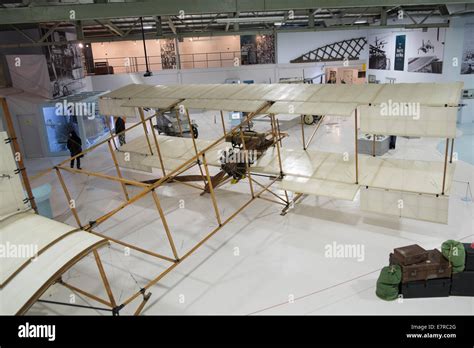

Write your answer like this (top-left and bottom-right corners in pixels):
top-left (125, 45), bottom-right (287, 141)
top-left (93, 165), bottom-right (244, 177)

top-left (451, 243), bottom-right (474, 297)
top-left (376, 241), bottom-right (474, 300)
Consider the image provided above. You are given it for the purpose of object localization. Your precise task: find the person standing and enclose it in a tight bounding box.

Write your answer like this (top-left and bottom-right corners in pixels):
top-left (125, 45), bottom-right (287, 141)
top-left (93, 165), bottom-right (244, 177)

top-left (115, 116), bottom-right (126, 146)
top-left (67, 130), bottom-right (83, 169)
top-left (389, 135), bottom-right (397, 150)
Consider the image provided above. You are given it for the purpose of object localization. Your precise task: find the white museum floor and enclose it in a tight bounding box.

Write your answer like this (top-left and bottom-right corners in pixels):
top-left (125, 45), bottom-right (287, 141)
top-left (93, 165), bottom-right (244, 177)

top-left (24, 111), bottom-right (474, 315)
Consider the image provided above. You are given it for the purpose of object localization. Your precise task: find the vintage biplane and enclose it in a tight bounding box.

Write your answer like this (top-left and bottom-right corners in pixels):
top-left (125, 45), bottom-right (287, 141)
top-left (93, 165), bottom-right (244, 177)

top-left (0, 81), bottom-right (463, 315)
top-left (98, 82), bottom-right (462, 222)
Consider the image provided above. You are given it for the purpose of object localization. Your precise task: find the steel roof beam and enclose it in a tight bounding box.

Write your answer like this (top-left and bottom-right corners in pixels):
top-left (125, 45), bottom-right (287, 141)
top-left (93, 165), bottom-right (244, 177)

top-left (10, 24), bottom-right (37, 43)
top-left (0, 0), bottom-right (467, 25)
top-left (167, 17), bottom-right (177, 35)
top-left (0, 20), bottom-right (450, 49)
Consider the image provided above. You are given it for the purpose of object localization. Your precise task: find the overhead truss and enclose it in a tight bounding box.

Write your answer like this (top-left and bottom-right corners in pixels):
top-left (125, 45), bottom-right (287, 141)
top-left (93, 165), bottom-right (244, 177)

top-left (0, 3), bottom-right (457, 48)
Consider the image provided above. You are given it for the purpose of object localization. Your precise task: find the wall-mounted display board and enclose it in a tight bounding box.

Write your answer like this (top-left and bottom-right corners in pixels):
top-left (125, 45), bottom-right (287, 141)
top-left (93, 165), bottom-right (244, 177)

top-left (406, 28), bottom-right (445, 74)
top-left (43, 31), bottom-right (85, 98)
top-left (160, 39), bottom-right (177, 70)
top-left (368, 33), bottom-right (394, 70)
top-left (461, 23), bottom-right (474, 75)
top-left (369, 28), bottom-right (446, 74)
top-left (394, 35), bottom-right (406, 71)
top-left (241, 35), bottom-right (275, 65)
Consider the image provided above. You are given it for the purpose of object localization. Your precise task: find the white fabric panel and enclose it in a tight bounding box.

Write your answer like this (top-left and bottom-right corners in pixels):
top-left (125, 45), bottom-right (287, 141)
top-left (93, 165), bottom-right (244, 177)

top-left (101, 84), bottom-right (154, 99)
top-left (252, 148), bottom-right (356, 183)
top-left (98, 98), bottom-right (140, 118)
top-left (359, 156), bottom-right (455, 195)
top-left (118, 135), bottom-right (228, 173)
top-left (198, 84), bottom-right (247, 99)
top-left (267, 101), bottom-right (357, 117)
top-left (309, 84), bottom-right (383, 104)
top-left (252, 148), bottom-right (454, 195)
top-left (163, 84), bottom-right (220, 99)
top-left (278, 175), bottom-right (360, 201)
top-left (180, 99), bottom-right (268, 112)
top-left (359, 105), bottom-right (458, 138)
top-left (0, 216), bottom-right (106, 314)
top-left (262, 83), bottom-right (321, 101)
top-left (360, 187), bottom-right (449, 224)
top-left (0, 211), bottom-right (75, 284)
top-left (101, 83), bottom-right (463, 108)
top-left (120, 98), bottom-right (180, 109)
top-left (6, 55), bottom-right (52, 99)
top-left (229, 84), bottom-right (279, 100)
top-left (134, 85), bottom-right (179, 99)
top-left (141, 140), bottom-right (228, 171)
top-left (372, 82), bottom-right (463, 106)
top-left (0, 132), bottom-right (29, 218)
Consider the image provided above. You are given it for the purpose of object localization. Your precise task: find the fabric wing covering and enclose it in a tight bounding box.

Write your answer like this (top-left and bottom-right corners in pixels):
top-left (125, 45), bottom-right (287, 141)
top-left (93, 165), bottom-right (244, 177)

top-left (0, 211), bottom-right (107, 315)
top-left (0, 137), bottom-right (107, 315)
top-left (99, 82), bottom-right (462, 223)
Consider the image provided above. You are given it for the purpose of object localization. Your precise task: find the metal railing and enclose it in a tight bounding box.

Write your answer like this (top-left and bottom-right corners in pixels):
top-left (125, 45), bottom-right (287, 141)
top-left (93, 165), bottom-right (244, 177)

top-left (180, 51), bottom-right (241, 69)
top-left (90, 51), bottom-right (242, 75)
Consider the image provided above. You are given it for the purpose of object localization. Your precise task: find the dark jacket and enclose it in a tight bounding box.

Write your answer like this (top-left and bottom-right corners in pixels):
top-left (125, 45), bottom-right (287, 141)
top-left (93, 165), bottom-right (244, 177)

top-left (115, 117), bottom-right (125, 134)
top-left (67, 131), bottom-right (82, 156)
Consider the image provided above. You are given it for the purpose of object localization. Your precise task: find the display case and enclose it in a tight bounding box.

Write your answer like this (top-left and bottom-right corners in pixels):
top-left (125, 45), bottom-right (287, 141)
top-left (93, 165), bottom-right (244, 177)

top-left (42, 91), bottom-right (110, 156)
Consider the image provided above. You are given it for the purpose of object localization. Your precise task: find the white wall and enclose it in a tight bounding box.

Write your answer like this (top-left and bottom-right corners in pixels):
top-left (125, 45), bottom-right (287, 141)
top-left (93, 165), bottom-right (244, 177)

top-left (86, 59), bottom-right (364, 91)
top-left (365, 18), bottom-right (472, 86)
top-left (277, 16), bottom-right (473, 87)
top-left (91, 36), bottom-right (240, 72)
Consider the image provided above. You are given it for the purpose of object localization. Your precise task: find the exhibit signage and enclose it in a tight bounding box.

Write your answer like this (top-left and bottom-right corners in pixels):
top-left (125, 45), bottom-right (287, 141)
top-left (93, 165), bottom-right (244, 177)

top-left (395, 35), bottom-right (406, 71)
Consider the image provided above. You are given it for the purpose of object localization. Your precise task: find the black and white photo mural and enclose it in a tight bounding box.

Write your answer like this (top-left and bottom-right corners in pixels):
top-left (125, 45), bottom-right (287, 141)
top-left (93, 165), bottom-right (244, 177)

top-left (44, 31), bottom-right (86, 98)
top-left (406, 28), bottom-right (445, 74)
top-left (461, 23), bottom-right (474, 75)
top-left (369, 28), bottom-right (446, 74)
top-left (368, 34), bottom-right (394, 70)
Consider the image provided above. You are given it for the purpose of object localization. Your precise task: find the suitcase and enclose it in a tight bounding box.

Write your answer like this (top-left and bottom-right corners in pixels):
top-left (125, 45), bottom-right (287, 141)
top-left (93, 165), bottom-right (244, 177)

top-left (393, 244), bottom-right (428, 265)
top-left (450, 271), bottom-right (474, 296)
top-left (463, 243), bottom-right (474, 271)
top-left (401, 278), bottom-right (451, 299)
top-left (390, 249), bottom-right (452, 283)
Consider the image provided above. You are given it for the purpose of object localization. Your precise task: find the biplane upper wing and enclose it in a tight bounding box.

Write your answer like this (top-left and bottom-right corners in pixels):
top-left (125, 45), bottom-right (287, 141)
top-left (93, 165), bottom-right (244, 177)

top-left (99, 82), bottom-right (463, 223)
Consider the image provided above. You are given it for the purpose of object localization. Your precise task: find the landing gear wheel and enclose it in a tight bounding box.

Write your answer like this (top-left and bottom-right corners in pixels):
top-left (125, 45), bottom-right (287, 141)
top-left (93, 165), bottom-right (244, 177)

top-left (303, 114), bottom-right (314, 125)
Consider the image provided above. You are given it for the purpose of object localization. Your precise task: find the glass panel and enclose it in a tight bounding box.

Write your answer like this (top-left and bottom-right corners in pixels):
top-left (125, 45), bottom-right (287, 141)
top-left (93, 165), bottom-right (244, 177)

top-left (82, 107), bottom-right (110, 148)
top-left (42, 106), bottom-right (79, 154)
